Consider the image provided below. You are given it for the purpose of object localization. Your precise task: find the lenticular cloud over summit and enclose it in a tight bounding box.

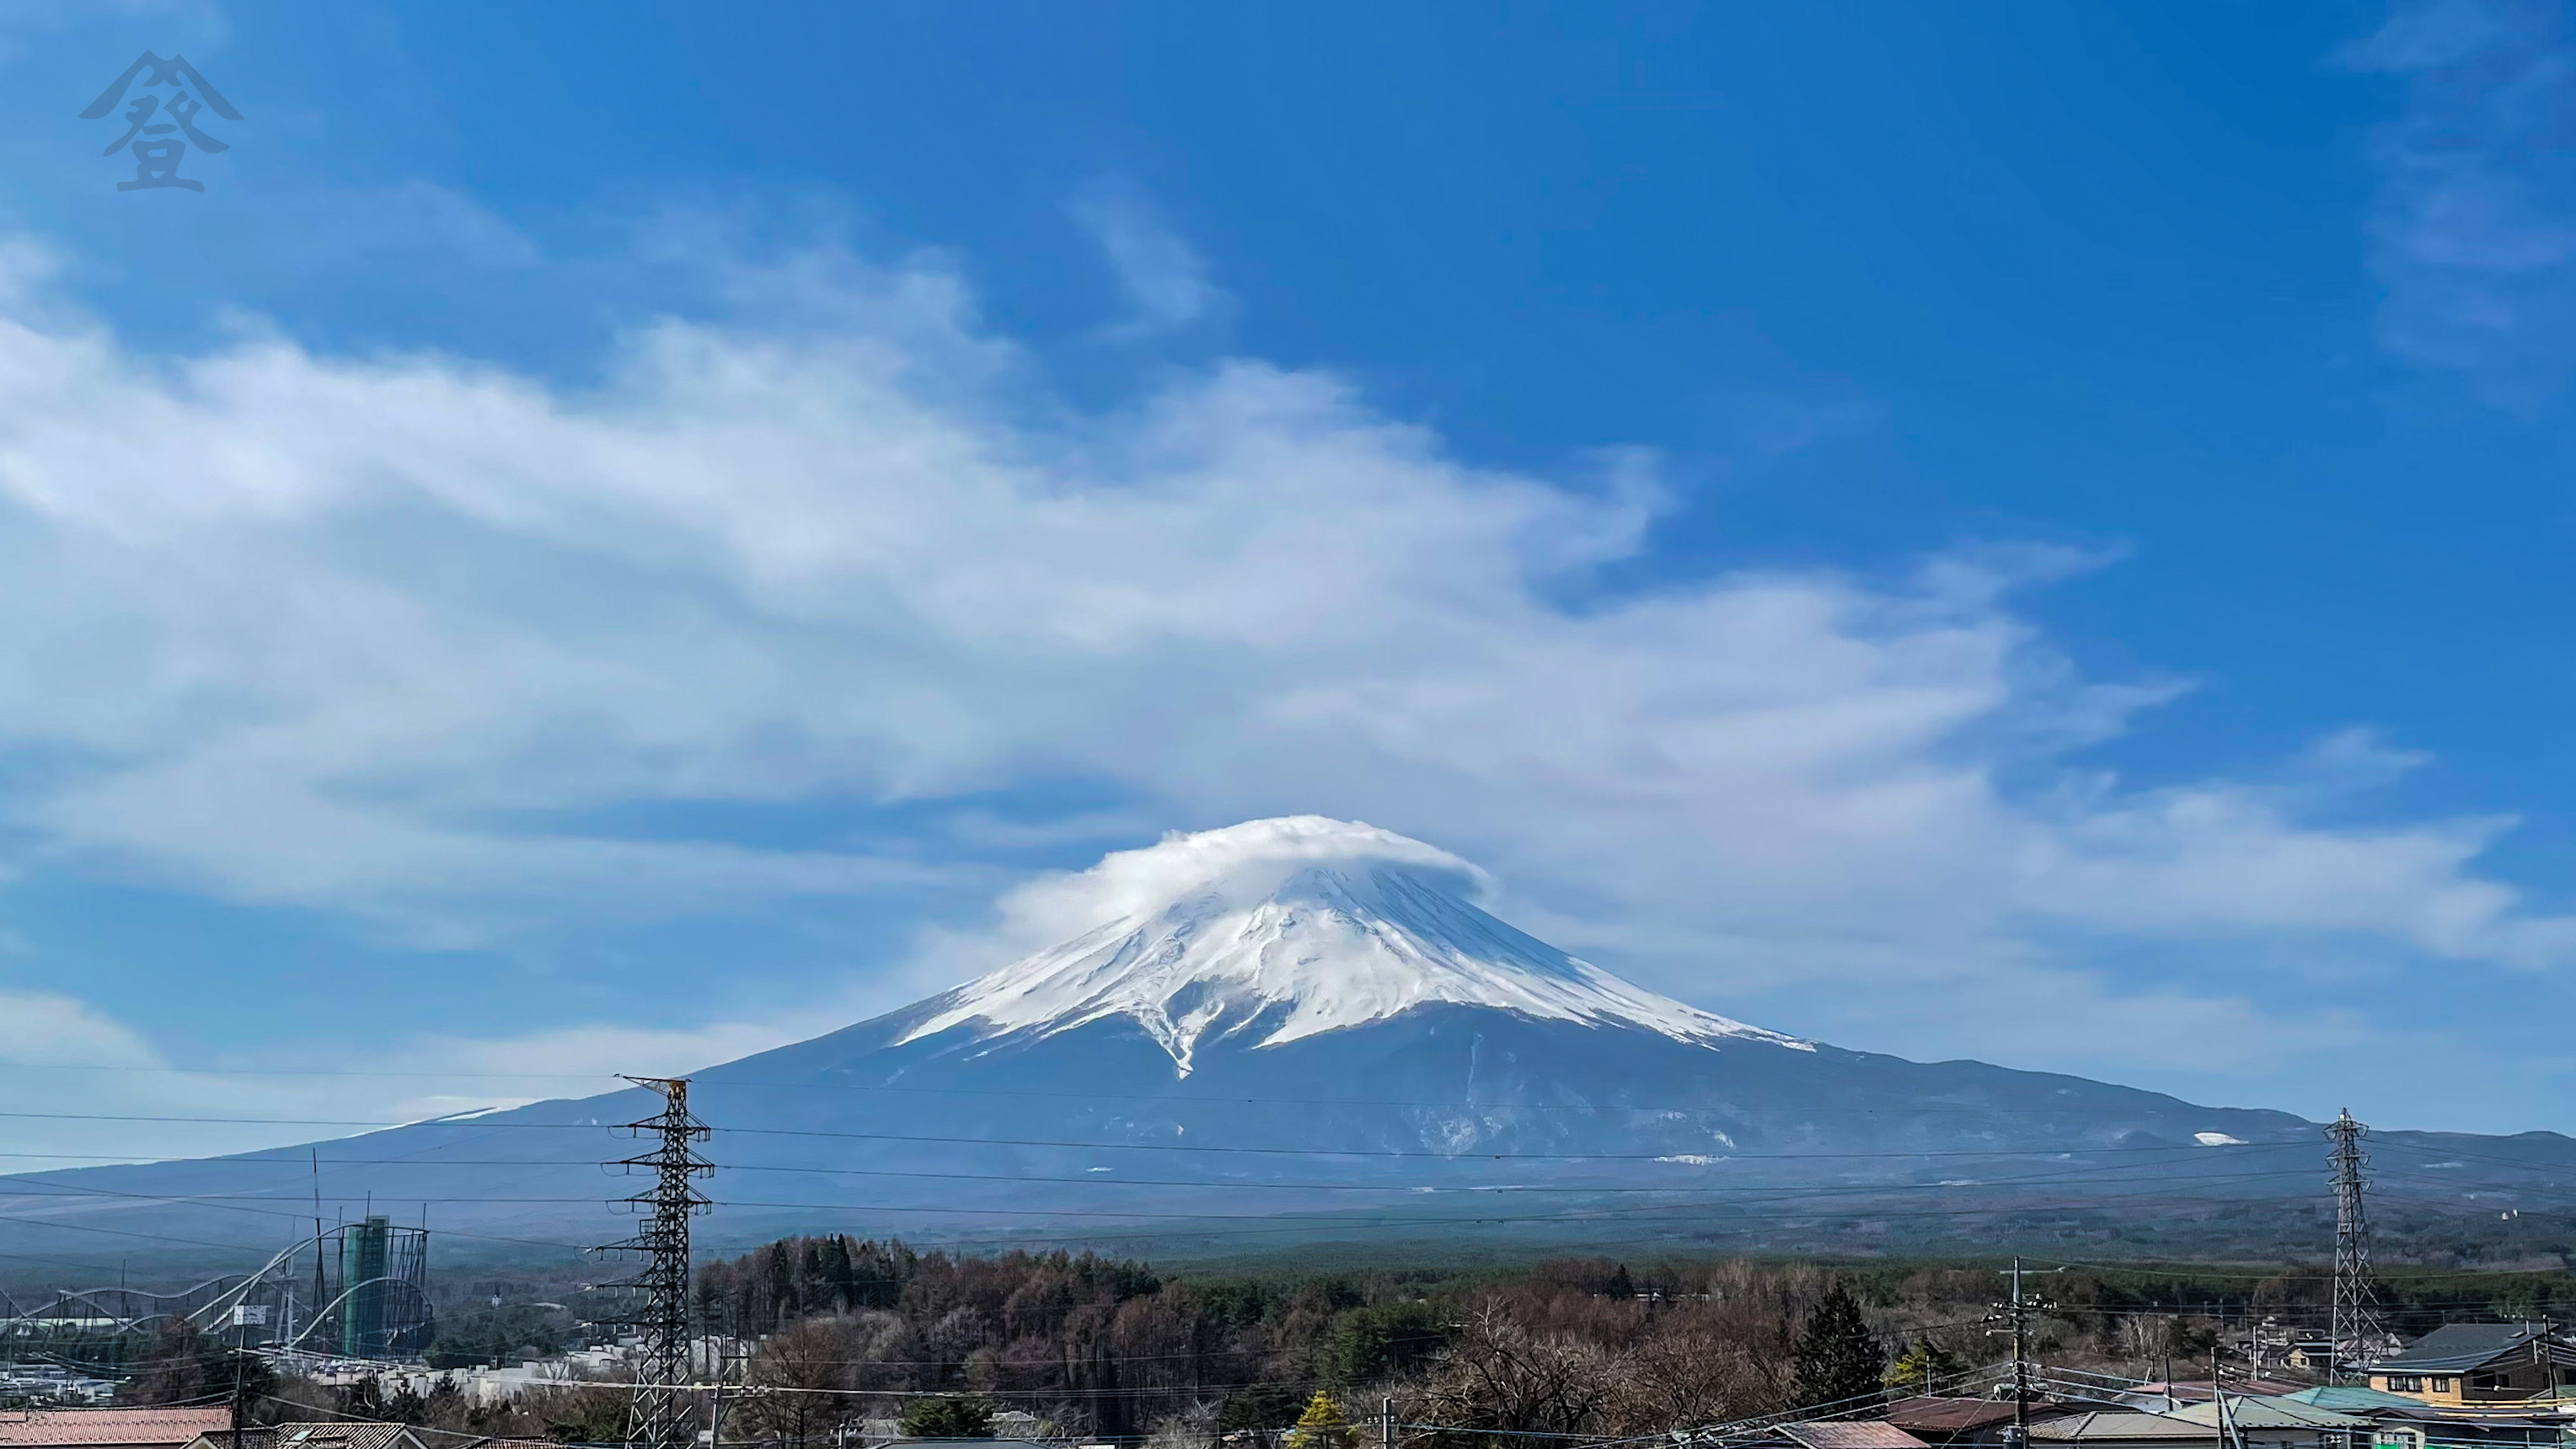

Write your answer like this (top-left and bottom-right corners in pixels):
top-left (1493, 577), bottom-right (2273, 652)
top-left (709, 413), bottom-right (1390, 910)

top-left (900, 816), bottom-right (1807, 1074)
top-left (995, 815), bottom-right (1492, 934)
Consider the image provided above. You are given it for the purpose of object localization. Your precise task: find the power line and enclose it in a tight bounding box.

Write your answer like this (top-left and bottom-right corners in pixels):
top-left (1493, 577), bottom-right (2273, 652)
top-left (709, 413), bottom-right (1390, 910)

top-left (0, 1153), bottom-right (2313, 1192)
top-left (0, 1109), bottom-right (2320, 1163)
top-left (0, 1158), bottom-right (2329, 1211)
top-left (0, 1059), bottom-right (2374, 1120)
top-left (0, 1164), bottom-right (2361, 1240)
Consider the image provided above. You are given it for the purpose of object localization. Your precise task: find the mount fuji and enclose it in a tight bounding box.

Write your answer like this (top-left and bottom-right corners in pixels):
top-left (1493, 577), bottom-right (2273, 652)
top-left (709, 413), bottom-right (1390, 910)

top-left (9, 817), bottom-right (2576, 1270)
top-left (897, 816), bottom-right (1807, 1077)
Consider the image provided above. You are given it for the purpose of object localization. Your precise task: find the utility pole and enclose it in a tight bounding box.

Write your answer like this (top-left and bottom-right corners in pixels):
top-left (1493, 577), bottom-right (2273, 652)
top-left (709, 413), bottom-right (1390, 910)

top-left (2211, 1344), bottom-right (2244, 1449)
top-left (595, 1077), bottom-right (713, 1449)
top-left (710, 1340), bottom-right (744, 1449)
top-left (2249, 1318), bottom-right (2292, 1382)
top-left (1379, 1396), bottom-right (1395, 1449)
top-left (1988, 1259), bottom-right (2058, 1449)
top-left (2327, 1109), bottom-right (2382, 1380)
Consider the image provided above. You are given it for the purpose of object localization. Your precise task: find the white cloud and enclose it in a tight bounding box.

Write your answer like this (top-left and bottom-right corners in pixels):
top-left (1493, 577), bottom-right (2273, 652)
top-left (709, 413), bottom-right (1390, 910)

top-left (913, 815), bottom-right (1489, 983)
top-left (0, 1003), bottom-right (857, 1171)
top-left (276, 181), bottom-right (544, 270)
top-left (0, 225), bottom-right (2564, 1099)
top-left (1071, 190), bottom-right (1226, 335)
top-left (0, 991), bottom-right (378, 1168)
top-left (2347, 0), bottom-right (2576, 405)
top-left (0, 990), bottom-right (163, 1067)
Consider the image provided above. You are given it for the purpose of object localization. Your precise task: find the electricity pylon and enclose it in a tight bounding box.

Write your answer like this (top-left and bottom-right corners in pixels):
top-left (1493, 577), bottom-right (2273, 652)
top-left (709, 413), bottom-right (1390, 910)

top-left (596, 1076), bottom-right (713, 1449)
top-left (2327, 1109), bottom-right (2382, 1377)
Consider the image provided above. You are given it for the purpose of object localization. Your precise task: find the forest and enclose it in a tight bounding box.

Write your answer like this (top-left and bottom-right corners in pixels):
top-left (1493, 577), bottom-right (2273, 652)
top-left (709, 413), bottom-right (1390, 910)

top-left (116, 1238), bottom-right (2576, 1446)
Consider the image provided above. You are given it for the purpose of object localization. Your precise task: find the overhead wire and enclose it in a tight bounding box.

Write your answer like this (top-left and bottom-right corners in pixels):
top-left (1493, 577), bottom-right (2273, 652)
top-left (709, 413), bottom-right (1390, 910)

top-left (0, 1158), bottom-right (2357, 1249)
top-left (0, 1109), bottom-right (2318, 1161)
top-left (0, 1058), bottom-right (2370, 1122)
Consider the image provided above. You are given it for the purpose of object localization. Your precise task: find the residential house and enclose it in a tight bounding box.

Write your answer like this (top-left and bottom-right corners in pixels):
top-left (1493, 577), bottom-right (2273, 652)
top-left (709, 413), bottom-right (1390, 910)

top-left (2286, 1339), bottom-right (2339, 1375)
top-left (2279, 1382), bottom-right (2576, 1449)
top-left (2364, 1325), bottom-right (2576, 1406)
top-left (2160, 1396), bottom-right (2372, 1449)
top-left (2340, 1404), bottom-right (2575, 1449)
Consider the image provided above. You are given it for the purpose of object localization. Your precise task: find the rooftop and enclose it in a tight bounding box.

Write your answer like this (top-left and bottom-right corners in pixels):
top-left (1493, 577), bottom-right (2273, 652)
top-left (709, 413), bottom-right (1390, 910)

top-left (1885, 1398), bottom-right (2081, 1435)
top-left (2162, 1399), bottom-right (2371, 1431)
top-left (2279, 1388), bottom-right (2433, 1412)
top-left (2135, 1380), bottom-right (2309, 1404)
top-left (1779, 1424), bottom-right (1931, 1449)
top-left (2373, 1324), bottom-right (2568, 1373)
top-left (2028, 1413), bottom-right (2215, 1443)
top-left (200, 1425), bottom-right (425, 1449)
top-left (0, 1410), bottom-right (235, 1447)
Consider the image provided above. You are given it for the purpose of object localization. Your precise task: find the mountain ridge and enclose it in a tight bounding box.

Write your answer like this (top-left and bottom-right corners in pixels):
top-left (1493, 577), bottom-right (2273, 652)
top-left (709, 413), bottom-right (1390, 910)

top-left (7, 817), bottom-right (2574, 1270)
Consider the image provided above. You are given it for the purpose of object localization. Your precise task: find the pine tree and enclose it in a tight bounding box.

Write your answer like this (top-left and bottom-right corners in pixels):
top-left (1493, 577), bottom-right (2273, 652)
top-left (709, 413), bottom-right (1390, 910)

top-left (1287, 1392), bottom-right (1359, 1449)
top-left (762, 1240), bottom-right (797, 1328)
top-left (1791, 1279), bottom-right (1887, 1419)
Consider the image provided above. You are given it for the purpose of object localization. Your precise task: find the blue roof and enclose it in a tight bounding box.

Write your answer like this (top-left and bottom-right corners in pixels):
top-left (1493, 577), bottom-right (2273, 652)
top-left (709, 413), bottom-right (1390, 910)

top-left (2283, 1388), bottom-right (2433, 1410)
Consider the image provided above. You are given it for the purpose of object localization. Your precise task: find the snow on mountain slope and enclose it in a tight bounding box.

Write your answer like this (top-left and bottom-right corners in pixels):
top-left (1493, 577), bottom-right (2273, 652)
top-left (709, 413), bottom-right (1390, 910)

top-left (900, 816), bottom-right (1808, 1073)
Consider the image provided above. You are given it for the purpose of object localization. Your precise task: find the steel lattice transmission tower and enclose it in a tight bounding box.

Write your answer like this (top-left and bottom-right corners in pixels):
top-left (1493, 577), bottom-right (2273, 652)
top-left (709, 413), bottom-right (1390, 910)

top-left (596, 1076), bottom-right (713, 1449)
top-left (2327, 1108), bottom-right (2382, 1377)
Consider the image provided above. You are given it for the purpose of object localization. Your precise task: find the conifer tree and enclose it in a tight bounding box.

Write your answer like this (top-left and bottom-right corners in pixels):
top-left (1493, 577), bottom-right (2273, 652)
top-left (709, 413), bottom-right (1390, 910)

top-left (899, 1395), bottom-right (995, 1440)
top-left (1791, 1279), bottom-right (1887, 1419)
top-left (1287, 1392), bottom-right (1360, 1449)
top-left (1884, 1334), bottom-right (1968, 1394)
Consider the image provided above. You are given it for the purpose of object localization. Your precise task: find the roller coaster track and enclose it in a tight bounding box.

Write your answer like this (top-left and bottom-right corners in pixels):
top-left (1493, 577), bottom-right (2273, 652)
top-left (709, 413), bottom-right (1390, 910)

top-left (1, 1230), bottom-right (431, 1360)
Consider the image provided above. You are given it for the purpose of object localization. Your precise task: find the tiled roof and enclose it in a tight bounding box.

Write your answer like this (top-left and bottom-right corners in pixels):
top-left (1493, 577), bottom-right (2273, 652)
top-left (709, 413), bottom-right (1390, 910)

top-left (0, 1409), bottom-right (234, 1446)
top-left (243, 1423), bottom-right (421, 1449)
top-left (1780, 1422), bottom-right (1930, 1449)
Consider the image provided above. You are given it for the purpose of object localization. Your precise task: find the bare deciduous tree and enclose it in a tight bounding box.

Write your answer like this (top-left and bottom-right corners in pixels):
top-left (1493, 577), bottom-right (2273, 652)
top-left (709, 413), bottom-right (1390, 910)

top-left (1413, 1302), bottom-right (1621, 1441)
top-left (741, 1315), bottom-right (858, 1449)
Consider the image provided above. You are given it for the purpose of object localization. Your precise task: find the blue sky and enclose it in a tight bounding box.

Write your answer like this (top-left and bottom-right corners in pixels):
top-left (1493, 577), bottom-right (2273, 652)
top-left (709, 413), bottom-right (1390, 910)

top-left (1, 0), bottom-right (2573, 1163)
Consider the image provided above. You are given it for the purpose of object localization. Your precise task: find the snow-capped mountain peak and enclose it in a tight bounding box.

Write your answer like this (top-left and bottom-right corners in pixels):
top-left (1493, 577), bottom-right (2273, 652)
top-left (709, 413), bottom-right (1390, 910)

top-left (899, 816), bottom-right (1807, 1074)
